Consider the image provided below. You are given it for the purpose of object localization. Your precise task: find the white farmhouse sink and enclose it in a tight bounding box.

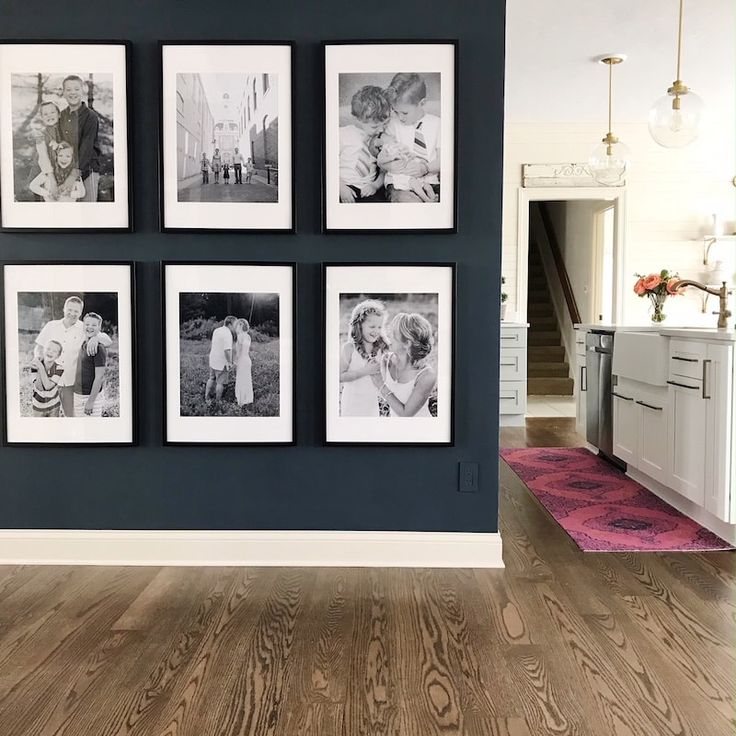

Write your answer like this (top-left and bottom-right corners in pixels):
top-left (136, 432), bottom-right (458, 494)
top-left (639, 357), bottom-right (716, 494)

top-left (612, 332), bottom-right (670, 385)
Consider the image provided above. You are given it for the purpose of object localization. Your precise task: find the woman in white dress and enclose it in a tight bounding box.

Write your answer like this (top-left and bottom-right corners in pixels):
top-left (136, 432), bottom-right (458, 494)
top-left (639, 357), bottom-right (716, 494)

top-left (234, 319), bottom-right (254, 406)
top-left (339, 299), bottom-right (389, 416)
top-left (371, 312), bottom-right (437, 417)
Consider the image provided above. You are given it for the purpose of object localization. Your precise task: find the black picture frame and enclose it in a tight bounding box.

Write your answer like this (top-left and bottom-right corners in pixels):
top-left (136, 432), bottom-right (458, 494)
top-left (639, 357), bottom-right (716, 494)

top-left (0, 260), bottom-right (138, 447)
top-left (320, 39), bottom-right (459, 234)
top-left (158, 40), bottom-right (297, 234)
top-left (322, 261), bottom-right (456, 446)
top-left (0, 40), bottom-right (134, 233)
top-left (161, 260), bottom-right (298, 446)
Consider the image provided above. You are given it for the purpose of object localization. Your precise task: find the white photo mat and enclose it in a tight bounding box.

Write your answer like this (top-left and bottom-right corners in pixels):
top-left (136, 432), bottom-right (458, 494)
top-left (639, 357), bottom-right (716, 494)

top-left (164, 264), bottom-right (294, 444)
top-left (0, 43), bottom-right (130, 230)
top-left (324, 43), bottom-right (456, 231)
top-left (325, 265), bottom-right (453, 444)
top-left (3, 263), bottom-right (135, 444)
top-left (161, 44), bottom-right (293, 231)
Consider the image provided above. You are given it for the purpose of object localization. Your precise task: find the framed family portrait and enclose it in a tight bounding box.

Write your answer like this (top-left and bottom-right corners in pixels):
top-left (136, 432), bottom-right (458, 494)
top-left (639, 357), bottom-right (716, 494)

top-left (159, 41), bottom-right (295, 232)
top-left (323, 263), bottom-right (455, 446)
top-left (0, 41), bottom-right (132, 231)
top-left (322, 40), bottom-right (457, 233)
top-left (1, 262), bottom-right (137, 446)
top-left (163, 262), bottom-right (296, 445)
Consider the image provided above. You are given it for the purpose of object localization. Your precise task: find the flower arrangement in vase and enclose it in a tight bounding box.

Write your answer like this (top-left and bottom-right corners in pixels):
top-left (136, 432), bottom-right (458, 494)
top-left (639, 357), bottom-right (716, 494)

top-left (633, 270), bottom-right (683, 323)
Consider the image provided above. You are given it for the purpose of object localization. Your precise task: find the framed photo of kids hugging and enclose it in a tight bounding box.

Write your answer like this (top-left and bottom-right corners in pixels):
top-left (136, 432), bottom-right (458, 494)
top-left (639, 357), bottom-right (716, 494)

top-left (322, 41), bottom-right (458, 233)
top-left (323, 263), bottom-right (455, 446)
top-left (1, 262), bottom-right (137, 446)
top-left (0, 41), bottom-right (132, 232)
top-left (159, 42), bottom-right (295, 232)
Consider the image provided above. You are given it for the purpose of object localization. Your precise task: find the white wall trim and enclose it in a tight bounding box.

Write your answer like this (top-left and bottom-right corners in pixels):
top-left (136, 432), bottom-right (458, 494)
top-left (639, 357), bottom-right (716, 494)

top-left (0, 529), bottom-right (504, 568)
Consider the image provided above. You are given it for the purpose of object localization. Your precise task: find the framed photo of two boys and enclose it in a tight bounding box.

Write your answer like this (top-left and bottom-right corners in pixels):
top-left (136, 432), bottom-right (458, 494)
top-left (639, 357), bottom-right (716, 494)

top-left (0, 41), bottom-right (132, 232)
top-left (322, 40), bottom-right (458, 233)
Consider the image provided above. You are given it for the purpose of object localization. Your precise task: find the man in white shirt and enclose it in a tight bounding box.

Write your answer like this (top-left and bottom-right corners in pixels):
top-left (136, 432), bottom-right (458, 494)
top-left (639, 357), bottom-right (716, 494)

top-left (205, 316), bottom-right (237, 407)
top-left (232, 148), bottom-right (244, 184)
top-left (34, 295), bottom-right (112, 417)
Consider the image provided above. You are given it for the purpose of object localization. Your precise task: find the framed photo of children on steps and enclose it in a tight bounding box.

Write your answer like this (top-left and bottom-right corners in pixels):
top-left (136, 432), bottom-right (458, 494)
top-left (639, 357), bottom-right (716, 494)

top-left (323, 263), bottom-right (455, 445)
top-left (1, 262), bottom-right (137, 446)
top-left (0, 41), bottom-right (132, 232)
top-left (159, 42), bottom-right (295, 232)
top-left (163, 262), bottom-right (296, 445)
top-left (322, 41), bottom-right (457, 233)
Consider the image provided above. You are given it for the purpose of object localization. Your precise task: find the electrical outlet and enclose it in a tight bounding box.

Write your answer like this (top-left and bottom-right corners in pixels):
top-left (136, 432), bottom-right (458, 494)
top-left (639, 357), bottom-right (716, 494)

top-left (458, 462), bottom-right (479, 493)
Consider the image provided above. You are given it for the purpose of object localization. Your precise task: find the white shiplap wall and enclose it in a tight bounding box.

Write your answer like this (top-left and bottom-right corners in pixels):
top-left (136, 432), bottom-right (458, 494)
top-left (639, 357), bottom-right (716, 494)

top-left (502, 121), bottom-right (736, 326)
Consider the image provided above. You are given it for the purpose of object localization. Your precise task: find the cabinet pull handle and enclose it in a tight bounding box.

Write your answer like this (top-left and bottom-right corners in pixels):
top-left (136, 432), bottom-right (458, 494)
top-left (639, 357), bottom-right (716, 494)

top-left (500, 360), bottom-right (516, 366)
top-left (581, 364), bottom-right (587, 392)
top-left (612, 392), bottom-right (633, 401)
top-left (667, 380), bottom-right (699, 390)
top-left (500, 336), bottom-right (518, 341)
top-left (702, 359), bottom-right (711, 399)
top-left (672, 356), bottom-right (698, 363)
top-left (635, 400), bottom-right (663, 411)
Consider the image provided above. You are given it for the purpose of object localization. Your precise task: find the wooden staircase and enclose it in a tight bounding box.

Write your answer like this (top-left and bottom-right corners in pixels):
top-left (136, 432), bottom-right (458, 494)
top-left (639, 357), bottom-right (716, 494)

top-left (527, 246), bottom-right (574, 396)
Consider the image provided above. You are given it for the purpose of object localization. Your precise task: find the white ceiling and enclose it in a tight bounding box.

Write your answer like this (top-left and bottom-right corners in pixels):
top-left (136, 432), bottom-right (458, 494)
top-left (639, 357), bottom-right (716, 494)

top-left (505, 0), bottom-right (735, 123)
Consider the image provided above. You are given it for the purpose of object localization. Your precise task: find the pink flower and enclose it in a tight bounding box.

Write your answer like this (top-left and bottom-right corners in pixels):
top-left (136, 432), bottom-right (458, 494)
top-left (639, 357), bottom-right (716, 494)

top-left (642, 274), bottom-right (662, 291)
top-left (666, 277), bottom-right (683, 295)
top-left (633, 277), bottom-right (647, 296)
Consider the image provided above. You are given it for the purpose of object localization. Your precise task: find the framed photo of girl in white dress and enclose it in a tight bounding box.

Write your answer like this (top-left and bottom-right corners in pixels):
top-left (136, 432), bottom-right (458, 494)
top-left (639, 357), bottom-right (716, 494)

top-left (0, 41), bottom-right (132, 231)
top-left (323, 263), bottom-right (455, 445)
top-left (163, 262), bottom-right (295, 445)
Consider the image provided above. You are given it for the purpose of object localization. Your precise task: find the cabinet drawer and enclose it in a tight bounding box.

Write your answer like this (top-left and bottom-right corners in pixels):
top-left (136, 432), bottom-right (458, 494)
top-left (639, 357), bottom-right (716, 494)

top-left (669, 339), bottom-right (708, 381)
top-left (500, 327), bottom-right (527, 348)
top-left (500, 381), bottom-right (526, 414)
top-left (499, 348), bottom-right (526, 381)
top-left (575, 330), bottom-right (587, 357)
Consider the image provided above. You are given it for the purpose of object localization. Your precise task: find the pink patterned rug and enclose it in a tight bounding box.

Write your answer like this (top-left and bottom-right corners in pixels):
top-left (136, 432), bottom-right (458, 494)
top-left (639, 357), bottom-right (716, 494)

top-left (500, 447), bottom-right (734, 552)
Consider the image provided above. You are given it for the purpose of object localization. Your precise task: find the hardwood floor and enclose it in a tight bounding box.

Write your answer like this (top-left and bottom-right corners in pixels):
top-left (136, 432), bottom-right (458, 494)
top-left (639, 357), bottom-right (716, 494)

top-left (0, 424), bottom-right (733, 735)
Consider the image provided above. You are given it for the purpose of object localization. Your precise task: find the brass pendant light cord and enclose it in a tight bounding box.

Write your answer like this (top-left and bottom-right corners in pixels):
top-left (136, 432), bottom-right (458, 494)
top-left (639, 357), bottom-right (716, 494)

top-left (676, 0), bottom-right (684, 80)
top-left (608, 61), bottom-right (613, 135)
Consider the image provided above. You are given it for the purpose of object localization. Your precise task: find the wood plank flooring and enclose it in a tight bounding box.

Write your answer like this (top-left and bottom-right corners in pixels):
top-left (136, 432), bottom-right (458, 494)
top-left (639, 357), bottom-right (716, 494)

top-left (0, 419), bottom-right (733, 735)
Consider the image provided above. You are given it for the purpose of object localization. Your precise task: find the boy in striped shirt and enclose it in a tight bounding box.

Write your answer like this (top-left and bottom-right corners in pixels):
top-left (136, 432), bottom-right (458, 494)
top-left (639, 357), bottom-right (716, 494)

top-left (30, 340), bottom-right (64, 417)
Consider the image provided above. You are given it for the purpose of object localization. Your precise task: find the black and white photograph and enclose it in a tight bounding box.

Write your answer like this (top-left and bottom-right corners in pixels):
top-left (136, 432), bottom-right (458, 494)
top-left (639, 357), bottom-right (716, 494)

top-left (164, 263), bottom-right (295, 445)
top-left (324, 264), bottom-right (455, 445)
top-left (0, 42), bottom-right (131, 230)
top-left (1, 263), bottom-right (136, 445)
top-left (178, 292), bottom-right (280, 417)
top-left (160, 43), bottom-right (294, 232)
top-left (323, 41), bottom-right (457, 232)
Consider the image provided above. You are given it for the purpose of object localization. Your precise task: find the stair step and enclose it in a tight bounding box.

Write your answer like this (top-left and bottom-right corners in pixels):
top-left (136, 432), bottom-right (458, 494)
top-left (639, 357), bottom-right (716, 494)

top-left (528, 277), bottom-right (547, 287)
top-left (528, 362), bottom-right (570, 378)
top-left (529, 317), bottom-right (559, 330)
top-left (528, 303), bottom-right (554, 315)
top-left (528, 345), bottom-right (566, 361)
top-left (529, 331), bottom-right (562, 346)
top-left (528, 290), bottom-right (550, 300)
top-left (528, 377), bottom-right (574, 396)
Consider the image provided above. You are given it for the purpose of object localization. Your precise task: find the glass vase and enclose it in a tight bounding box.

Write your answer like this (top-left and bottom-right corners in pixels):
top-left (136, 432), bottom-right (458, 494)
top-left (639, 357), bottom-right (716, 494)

top-left (649, 293), bottom-right (667, 323)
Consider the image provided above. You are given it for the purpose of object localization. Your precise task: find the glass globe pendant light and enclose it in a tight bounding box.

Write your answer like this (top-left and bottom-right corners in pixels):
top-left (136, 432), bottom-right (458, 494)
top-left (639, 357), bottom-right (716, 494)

top-left (649, 0), bottom-right (703, 148)
top-left (589, 55), bottom-right (630, 187)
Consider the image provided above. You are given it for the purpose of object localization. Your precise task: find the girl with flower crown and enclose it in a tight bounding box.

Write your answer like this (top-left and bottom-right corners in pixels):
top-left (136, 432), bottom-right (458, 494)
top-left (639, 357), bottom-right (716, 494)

top-left (339, 299), bottom-right (389, 416)
top-left (371, 312), bottom-right (437, 417)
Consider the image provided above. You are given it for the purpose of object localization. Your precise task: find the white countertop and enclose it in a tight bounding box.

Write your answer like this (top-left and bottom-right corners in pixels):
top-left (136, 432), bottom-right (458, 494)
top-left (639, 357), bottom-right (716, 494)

top-left (574, 324), bottom-right (736, 342)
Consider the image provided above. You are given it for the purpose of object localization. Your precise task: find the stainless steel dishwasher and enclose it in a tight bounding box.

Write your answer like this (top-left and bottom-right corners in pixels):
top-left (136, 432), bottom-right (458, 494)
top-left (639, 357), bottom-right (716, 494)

top-left (585, 330), bottom-right (618, 462)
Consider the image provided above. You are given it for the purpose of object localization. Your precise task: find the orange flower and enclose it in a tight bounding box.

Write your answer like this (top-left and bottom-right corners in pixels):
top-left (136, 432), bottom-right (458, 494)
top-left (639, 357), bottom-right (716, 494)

top-left (666, 277), bottom-right (683, 295)
top-left (642, 274), bottom-right (662, 291)
top-left (633, 277), bottom-right (647, 296)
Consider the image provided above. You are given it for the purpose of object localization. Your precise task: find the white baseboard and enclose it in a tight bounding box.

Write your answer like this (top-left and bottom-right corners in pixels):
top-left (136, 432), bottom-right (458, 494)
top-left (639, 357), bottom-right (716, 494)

top-left (0, 529), bottom-right (504, 568)
top-left (627, 468), bottom-right (736, 545)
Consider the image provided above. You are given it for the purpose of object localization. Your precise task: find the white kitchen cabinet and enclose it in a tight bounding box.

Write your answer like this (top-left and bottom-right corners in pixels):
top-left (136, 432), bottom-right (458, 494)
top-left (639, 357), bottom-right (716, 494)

top-left (500, 324), bottom-right (528, 424)
top-left (574, 330), bottom-right (587, 438)
top-left (666, 340), bottom-right (734, 521)
top-left (612, 380), bottom-right (669, 484)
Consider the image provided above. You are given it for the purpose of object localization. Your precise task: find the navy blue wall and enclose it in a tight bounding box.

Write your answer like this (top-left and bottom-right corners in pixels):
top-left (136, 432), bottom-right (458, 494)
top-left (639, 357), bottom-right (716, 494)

top-left (0, 0), bottom-right (505, 532)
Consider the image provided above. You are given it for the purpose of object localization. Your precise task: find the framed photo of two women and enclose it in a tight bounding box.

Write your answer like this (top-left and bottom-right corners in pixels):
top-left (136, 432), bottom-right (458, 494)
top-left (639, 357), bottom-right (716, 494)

top-left (1, 262), bottom-right (136, 446)
top-left (0, 41), bottom-right (132, 232)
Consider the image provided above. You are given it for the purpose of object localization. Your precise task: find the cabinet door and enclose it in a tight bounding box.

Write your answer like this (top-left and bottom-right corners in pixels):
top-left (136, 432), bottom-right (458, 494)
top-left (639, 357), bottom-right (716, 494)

top-left (667, 381), bottom-right (707, 505)
top-left (612, 388), bottom-right (638, 466)
top-left (575, 355), bottom-right (587, 438)
top-left (637, 390), bottom-right (668, 484)
top-left (704, 344), bottom-right (735, 522)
